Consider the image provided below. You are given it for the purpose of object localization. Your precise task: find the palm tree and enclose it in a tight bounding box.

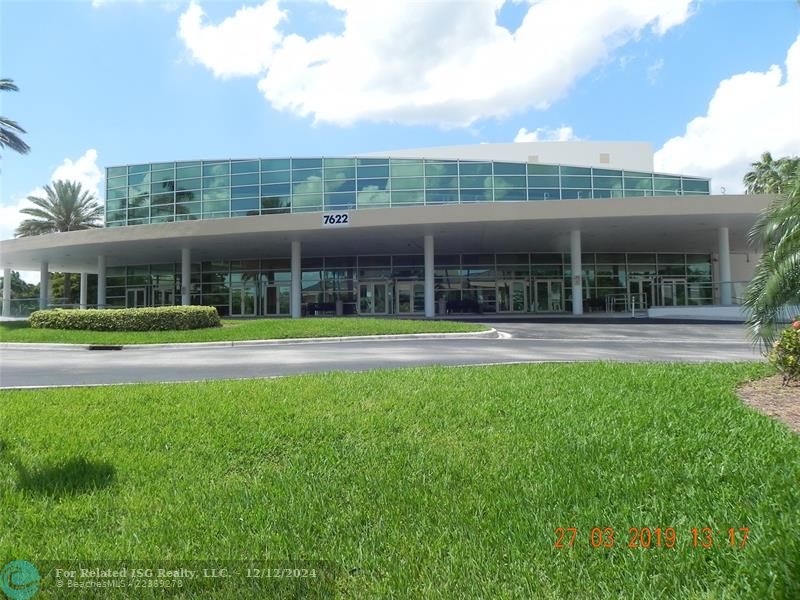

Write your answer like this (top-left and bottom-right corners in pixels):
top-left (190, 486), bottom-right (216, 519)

top-left (15, 180), bottom-right (104, 302)
top-left (743, 152), bottom-right (800, 194)
top-left (0, 79), bottom-right (30, 155)
top-left (742, 175), bottom-right (800, 346)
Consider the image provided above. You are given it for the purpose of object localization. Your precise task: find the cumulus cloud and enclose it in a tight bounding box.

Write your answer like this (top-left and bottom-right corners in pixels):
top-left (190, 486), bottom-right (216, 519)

top-left (51, 149), bottom-right (103, 199)
top-left (514, 126), bottom-right (577, 142)
top-left (655, 35), bottom-right (800, 193)
top-left (0, 197), bottom-right (36, 242)
top-left (0, 149), bottom-right (103, 241)
top-left (179, 0), bottom-right (286, 78)
top-left (178, 0), bottom-right (695, 126)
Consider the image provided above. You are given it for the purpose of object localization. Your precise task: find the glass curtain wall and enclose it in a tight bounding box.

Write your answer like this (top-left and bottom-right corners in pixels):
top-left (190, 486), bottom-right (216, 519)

top-left (106, 253), bottom-right (712, 316)
top-left (106, 160), bottom-right (711, 227)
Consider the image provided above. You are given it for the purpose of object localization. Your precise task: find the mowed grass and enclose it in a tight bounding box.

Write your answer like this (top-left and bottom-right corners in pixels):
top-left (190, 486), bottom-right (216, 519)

top-left (0, 317), bottom-right (486, 344)
top-left (1, 363), bottom-right (798, 598)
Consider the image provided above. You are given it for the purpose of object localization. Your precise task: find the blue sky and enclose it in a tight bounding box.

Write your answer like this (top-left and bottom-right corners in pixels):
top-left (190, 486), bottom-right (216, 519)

top-left (1, 0), bottom-right (799, 242)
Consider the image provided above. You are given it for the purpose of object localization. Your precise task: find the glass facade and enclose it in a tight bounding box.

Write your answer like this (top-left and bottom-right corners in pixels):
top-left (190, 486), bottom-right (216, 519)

top-left (105, 158), bottom-right (711, 227)
top-left (105, 252), bottom-right (713, 317)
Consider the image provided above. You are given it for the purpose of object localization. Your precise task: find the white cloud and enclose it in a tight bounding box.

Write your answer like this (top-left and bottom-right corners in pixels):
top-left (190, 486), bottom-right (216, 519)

top-left (179, 0), bottom-right (287, 78)
top-left (0, 196), bottom-right (37, 243)
top-left (646, 58), bottom-right (664, 84)
top-left (655, 35), bottom-right (800, 194)
top-left (51, 149), bottom-right (103, 199)
top-left (92, 0), bottom-right (181, 10)
top-left (514, 126), bottom-right (577, 142)
top-left (0, 149), bottom-right (102, 242)
top-left (178, 0), bottom-right (695, 126)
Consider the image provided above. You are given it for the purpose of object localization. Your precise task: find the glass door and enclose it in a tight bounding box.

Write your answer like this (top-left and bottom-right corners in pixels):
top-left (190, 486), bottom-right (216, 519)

top-left (497, 281), bottom-right (527, 312)
top-left (396, 282), bottom-right (424, 314)
top-left (231, 284), bottom-right (257, 316)
top-left (534, 279), bottom-right (563, 312)
top-left (397, 282), bottom-right (411, 313)
top-left (629, 278), bottom-right (654, 309)
top-left (153, 287), bottom-right (174, 306)
top-left (264, 284), bottom-right (290, 315)
top-left (359, 283), bottom-right (389, 315)
top-left (660, 278), bottom-right (687, 306)
top-left (126, 288), bottom-right (146, 308)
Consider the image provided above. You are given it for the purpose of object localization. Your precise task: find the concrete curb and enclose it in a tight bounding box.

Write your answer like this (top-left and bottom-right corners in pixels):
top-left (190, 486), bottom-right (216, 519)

top-left (0, 327), bottom-right (497, 351)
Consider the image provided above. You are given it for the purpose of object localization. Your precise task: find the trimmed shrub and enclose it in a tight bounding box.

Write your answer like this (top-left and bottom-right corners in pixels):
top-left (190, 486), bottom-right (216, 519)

top-left (768, 319), bottom-right (800, 385)
top-left (29, 306), bottom-right (221, 332)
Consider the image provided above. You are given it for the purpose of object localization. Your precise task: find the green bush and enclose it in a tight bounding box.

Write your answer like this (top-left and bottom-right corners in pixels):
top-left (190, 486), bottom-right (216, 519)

top-left (768, 319), bottom-right (800, 384)
top-left (29, 306), bottom-right (221, 332)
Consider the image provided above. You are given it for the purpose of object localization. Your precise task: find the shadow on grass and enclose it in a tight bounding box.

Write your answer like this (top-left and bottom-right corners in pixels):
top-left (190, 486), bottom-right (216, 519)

top-left (0, 320), bottom-right (30, 331)
top-left (12, 454), bottom-right (115, 498)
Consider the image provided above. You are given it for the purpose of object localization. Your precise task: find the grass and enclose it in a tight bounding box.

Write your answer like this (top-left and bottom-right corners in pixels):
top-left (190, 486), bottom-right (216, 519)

top-left (0, 317), bottom-right (486, 345)
top-left (0, 363), bottom-right (798, 598)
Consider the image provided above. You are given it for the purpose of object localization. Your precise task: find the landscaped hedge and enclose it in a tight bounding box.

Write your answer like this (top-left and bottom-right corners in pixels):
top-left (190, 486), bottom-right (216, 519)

top-left (29, 306), bottom-right (221, 332)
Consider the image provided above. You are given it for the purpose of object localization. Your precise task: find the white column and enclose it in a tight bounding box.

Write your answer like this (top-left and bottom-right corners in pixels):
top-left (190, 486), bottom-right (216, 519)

top-left (39, 261), bottom-right (49, 310)
top-left (79, 272), bottom-right (88, 309)
top-left (718, 227), bottom-right (732, 305)
top-left (2, 268), bottom-right (11, 317)
top-left (570, 230), bottom-right (583, 316)
top-left (97, 255), bottom-right (106, 309)
top-left (424, 234), bottom-right (434, 318)
top-left (181, 247), bottom-right (192, 306)
top-left (291, 241), bottom-right (302, 319)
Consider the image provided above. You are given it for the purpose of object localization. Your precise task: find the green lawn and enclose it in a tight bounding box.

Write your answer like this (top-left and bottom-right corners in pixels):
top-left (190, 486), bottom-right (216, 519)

top-left (1, 363), bottom-right (798, 598)
top-left (0, 317), bottom-right (486, 344)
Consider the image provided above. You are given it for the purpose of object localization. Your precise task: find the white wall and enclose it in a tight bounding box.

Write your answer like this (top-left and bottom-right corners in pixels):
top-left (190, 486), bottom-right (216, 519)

top-left (364, 141), bottom-right (654, 171)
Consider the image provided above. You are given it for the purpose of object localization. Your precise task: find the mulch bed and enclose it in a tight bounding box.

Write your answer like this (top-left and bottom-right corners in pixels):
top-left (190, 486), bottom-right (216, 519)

top-left (737, 375), bottom-right (800, 433)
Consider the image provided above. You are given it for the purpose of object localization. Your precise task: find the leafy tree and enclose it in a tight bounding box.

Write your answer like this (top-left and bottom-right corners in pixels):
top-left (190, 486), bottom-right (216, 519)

top-left (15, 180), bottom-right (103, 302)
top-left (743, 152), bottom-right (800, 194)
top-left (0, 79), bottom-right (30, 155)
top-left (0, 270), bottom-right (38, 298)
top-left (743, 160), bottom-right (800, 346)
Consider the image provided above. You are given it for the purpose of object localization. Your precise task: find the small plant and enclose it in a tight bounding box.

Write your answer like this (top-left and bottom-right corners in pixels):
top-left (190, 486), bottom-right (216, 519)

top-left (768, 318), bottom-right (800, 385)
top-left (29, 306), bottom-right (221, 331)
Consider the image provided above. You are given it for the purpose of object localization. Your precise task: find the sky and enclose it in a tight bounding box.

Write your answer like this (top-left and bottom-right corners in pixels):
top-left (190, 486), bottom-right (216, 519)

top-left (1, 0), bottom-right (799, 268)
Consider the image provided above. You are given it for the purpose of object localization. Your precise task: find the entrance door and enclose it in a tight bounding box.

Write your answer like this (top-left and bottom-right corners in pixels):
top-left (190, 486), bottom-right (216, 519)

top-left (264, 284), bottom-right (290, 316)
top-left (497, 281), bottom-right (527, 312)
top-left (534, 279), bottom-right (563, 312)
top-left (359, 283), bottom-right (388, 315)
top-left (153, 287), bottom-right (174, 306)
top-left (396, 282), bottom-right (424, 314)
top-left (230, 284), bottom-right (258, 316)
top-left (629, 278), bottom-right (654, 309)
top-left (660, 278), bottom-right (687, 306)
top-left (126, 287), bottom-right (146, 308)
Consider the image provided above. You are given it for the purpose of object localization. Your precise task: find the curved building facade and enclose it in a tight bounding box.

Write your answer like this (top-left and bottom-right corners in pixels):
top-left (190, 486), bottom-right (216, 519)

top-left (0, 142), bottom-right (765, 319)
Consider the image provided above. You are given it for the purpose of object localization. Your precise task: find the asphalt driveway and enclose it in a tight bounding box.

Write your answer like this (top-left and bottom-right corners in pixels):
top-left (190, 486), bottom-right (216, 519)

top-left (0, 322), bottom-right (760, 389)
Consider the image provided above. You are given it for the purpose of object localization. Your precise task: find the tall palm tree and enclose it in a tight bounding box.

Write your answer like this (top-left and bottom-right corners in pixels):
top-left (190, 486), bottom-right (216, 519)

top-left (15, 180), bottom-right (104, 302)
top-left (0, 79), bottom-right (30, 155)
top-left (743, 175), bottom-right (800, 346)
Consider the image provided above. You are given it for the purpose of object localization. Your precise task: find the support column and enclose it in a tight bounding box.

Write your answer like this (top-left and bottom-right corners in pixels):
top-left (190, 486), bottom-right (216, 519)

top-left (2, 268), bottom-right (11, 317)
top-left (718, 227), bottom-right (732, 305)
top-left (79, 272), bottom-right (88, 309)
top-left (39, 261), bottom-right (49, 310)
top-left (97, 255), bottom-right (106, 309)
top-left (570, 230), bottom-right (583, 316)
top-left (291, 240), bottom-right (302, 319)
top-left (424, 234), bottom-right (434, 318)
top-left (181, 248), bottom-right (192, 306)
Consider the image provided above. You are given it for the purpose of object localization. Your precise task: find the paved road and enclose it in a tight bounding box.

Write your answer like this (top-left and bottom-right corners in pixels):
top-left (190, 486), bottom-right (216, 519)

top-left (0, 322), bottom-right (761, 389)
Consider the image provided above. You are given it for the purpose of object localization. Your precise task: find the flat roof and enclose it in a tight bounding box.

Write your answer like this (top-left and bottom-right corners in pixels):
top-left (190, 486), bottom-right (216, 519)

top-left (0, 195), bottom-right (768, 272)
